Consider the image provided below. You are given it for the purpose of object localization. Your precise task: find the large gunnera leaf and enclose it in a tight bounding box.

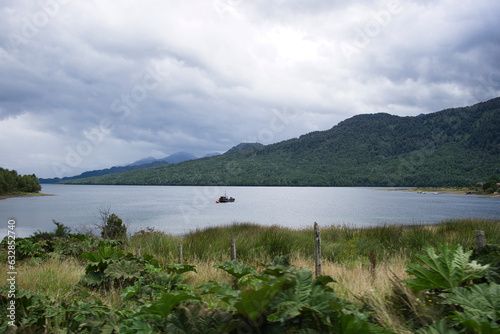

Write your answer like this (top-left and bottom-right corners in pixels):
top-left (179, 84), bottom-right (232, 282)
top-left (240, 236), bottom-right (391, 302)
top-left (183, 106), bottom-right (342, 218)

top-left (444, 283), bottom-right (500, 322)
top-left (405, 243), bottom-right (489, 290)
top-left (104, 260), bottom-right (144, 281)
top-left (214, 260), bottom-right (256, 278)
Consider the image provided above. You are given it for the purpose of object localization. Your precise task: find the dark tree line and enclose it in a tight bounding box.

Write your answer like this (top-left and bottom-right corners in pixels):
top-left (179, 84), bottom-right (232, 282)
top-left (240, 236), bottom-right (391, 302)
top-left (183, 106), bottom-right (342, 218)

top-left (0, 168), bottom-right (42, 195)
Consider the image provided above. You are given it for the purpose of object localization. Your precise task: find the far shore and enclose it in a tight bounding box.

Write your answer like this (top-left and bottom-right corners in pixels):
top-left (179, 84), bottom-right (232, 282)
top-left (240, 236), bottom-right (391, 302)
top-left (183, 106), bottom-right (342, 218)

top-left (381, 187), bottom-right (500, 197)
top-left (0, 192), bottom-right (55, 200)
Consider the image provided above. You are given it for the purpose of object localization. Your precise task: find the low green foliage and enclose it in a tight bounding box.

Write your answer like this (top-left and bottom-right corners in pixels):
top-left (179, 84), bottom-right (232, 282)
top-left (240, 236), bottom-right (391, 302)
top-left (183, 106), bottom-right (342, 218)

top-left (1, 220), bottom-right (500, 333)
top-left (200, 260), bottom-right (390, 333)
top-left (80, 244), bottom-right (167, 290)
top-left (404, 244), bottom-right (500, 333)
top-left (473, 244), bottom-right (500, 284)
top-left (214, 260), bottom-right (257, 279)
top-left (445, 283), bottom-right (500, 323)
top-left (405, 243), bottom-right (489, 290)
top-left (101, 213), bottom-right (127, 240)
top-left (166, 303), bottom-right (234, 334)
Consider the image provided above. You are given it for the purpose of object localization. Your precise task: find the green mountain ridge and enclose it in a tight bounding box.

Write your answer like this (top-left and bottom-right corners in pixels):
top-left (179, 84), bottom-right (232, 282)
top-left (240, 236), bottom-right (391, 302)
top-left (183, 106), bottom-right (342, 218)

top-left (61, 97), bottom-right (500, 187)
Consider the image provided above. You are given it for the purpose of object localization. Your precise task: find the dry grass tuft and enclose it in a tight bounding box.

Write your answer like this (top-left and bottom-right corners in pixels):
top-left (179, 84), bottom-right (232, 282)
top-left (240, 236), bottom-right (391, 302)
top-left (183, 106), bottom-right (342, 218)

top-left (12, 255), bottom-right (85, 298)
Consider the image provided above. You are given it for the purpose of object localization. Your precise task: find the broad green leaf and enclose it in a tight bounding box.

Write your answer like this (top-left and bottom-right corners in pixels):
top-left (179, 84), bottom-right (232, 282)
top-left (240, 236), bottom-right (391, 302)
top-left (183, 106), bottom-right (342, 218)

top-left (262, 263), bottom-right (297, 277)
top-left (98, 244), bottom-right (124, 259)
top-left (81, 272), bottom-right (104, 286)
top-left (142, 253), bottom-right (161, 267)
top-left (105, 260), bottom-right (144, 280)
top-left (198, 281), bottom-right (241, 307)
top-left (315, 275), bottom-right (337, 286)
top-left (330, 312), bottom-right (392, 334)
top-left (270, 268), bottom-right (345, 327)
top-left (238, 274), bottom-right (269, 288)
top-left (214, 260), bottom-right (256, 278)
top-left (121, 281), bottom-right (142, 300)
top-left (80, 250), bottom-right (102, 263)
top-left (143, 291), bottom-right (201, 317)
top-left (405, 243), bottom-right (489, 290)
top-left (167, 263), bottom-right (197, 275)
top-left (444, 283), bottom-right (500, 322)
top-left (234, 279), bottom-right (284, 321)
top-left (451, 316), bottom-right (500, 334)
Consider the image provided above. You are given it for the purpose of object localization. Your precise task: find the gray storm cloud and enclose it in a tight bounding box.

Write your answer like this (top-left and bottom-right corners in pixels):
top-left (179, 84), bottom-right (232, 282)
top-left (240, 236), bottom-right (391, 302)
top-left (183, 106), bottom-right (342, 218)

top-left (0, 0), bottom-right (499, 177)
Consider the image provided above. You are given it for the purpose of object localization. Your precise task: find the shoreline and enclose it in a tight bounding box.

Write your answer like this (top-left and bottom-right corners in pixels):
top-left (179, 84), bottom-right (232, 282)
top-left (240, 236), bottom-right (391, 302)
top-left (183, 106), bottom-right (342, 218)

top-left (0, 192), bottom-right (55, 200)
top-left (382, 187), bottom-right (500, 197)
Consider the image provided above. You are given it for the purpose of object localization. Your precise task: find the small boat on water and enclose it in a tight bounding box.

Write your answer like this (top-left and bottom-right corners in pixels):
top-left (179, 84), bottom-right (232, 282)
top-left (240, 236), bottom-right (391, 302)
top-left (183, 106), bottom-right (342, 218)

top-left (216, 193), bottom-right (235, 203)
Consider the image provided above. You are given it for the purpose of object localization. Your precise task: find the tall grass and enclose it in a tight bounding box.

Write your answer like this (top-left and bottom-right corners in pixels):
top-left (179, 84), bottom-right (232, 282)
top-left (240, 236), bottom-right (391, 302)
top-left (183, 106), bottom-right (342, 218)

top-left (1, 255), bottom-right (85, 298)
top-left (124, 218), bottom-right (500, 266)
top-left (127, 228), bottom-right (182, 262)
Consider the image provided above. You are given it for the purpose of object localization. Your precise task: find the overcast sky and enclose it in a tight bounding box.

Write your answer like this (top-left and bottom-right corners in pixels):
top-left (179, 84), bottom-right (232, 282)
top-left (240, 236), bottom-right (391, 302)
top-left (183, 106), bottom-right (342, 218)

top-left (1, 0), bottom-right (499, 178)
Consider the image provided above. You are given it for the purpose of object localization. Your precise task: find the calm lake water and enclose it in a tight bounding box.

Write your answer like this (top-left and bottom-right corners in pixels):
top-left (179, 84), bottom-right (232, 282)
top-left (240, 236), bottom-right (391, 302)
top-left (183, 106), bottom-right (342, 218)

top-left (1, 184), bottom-right (499, 237)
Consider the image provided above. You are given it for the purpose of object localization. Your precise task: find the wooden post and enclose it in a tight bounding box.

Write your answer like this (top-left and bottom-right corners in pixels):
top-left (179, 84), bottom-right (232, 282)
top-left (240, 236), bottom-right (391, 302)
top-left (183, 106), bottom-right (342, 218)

top-left (314, 222), bottom-right (322, 277)
top-left (475, 230), bottom-right (486, 251)
top-left (369, 250), bottom-right (377, 285)
top-left (231, 236), bottom-right (237, 261)
top-left (135, 248), bottom-right (141, 257)
top-left (178, 242), bottom-right (183, 264)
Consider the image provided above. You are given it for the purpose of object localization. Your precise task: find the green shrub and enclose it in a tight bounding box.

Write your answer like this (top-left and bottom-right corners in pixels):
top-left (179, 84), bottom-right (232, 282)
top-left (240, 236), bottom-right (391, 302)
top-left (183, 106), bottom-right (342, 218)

top-left (101, 213), bottom-right (127, 240)
top-left (405, 243), bottom-right (489, 291)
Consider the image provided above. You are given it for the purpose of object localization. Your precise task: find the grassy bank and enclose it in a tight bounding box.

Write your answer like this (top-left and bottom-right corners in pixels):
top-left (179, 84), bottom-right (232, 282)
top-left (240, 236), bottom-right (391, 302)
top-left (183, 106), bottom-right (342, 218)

top-left (0, 192), bottom-right (53, 200)
top-left (1, 218), bottom-right (499, 333)
top-left (126, 218), bottom-right (500, 265)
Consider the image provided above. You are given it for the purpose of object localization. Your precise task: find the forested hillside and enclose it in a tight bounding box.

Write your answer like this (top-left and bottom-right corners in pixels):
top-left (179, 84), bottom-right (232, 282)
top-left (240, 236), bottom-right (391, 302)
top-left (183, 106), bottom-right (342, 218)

top-left (0, 168), bottom-right (41, 195)
top-left (39, 160), bottom-right (169, 184)
top-left (62, 97), bottom-right (500, 187)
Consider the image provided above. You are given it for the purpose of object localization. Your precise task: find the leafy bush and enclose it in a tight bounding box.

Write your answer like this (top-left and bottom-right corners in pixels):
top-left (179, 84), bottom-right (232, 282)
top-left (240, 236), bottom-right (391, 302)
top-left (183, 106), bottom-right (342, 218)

top-left (403, 243), bottom-right (500, 333)
top-left (80, 244), bottom-right (193, 294)
top-left (166, 303), bottom-right (233, 334)
top-left (200, 260), bottom-right (391, 333)
top-left (483, 180), bottom-right (499, 193)
top-left (473, 244), bottom-right (500, 284)
top-left (81, 244), bottom-right (138, 289)
top-left (101, 213), bottom-right (127, 240)
top-left (31, 221), bottom-right (71, 242)
top-left (405, 243), bottom-right (489, 290)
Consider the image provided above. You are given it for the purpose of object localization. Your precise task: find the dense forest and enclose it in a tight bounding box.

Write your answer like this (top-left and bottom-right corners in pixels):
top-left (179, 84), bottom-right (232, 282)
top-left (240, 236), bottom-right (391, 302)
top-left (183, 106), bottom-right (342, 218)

top-left (0, 168), bottom-right (41, 195)
top-left (62, 97), bottom-right (500, 187)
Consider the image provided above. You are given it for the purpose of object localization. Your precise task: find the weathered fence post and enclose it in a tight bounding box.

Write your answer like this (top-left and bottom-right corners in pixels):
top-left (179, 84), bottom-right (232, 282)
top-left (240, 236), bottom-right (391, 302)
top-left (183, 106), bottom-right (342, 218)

top-left (178, 242), bottom-right (183, 264)
top-left (231, 236), bottom-right (237, 261)
top-left (475, 230), bottom-right (486, 251)
top-left (314, 222), bottom-right (322, 277)
top-left (369, 250), bottom-right (377, 285)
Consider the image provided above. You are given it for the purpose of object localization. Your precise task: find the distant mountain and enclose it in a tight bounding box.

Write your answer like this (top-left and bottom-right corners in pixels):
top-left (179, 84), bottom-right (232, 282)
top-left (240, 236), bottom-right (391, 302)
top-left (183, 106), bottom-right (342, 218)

top-left (161, 152), bottom-right (197, 164)
top-left (41, 151), bottom-right (198, 183)
top-left (127, 157), bottom-right (158, 166)
top-left (61, 97), bottom-right (500, 187)
top-left (39, 160), bottom-right (170, 184)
